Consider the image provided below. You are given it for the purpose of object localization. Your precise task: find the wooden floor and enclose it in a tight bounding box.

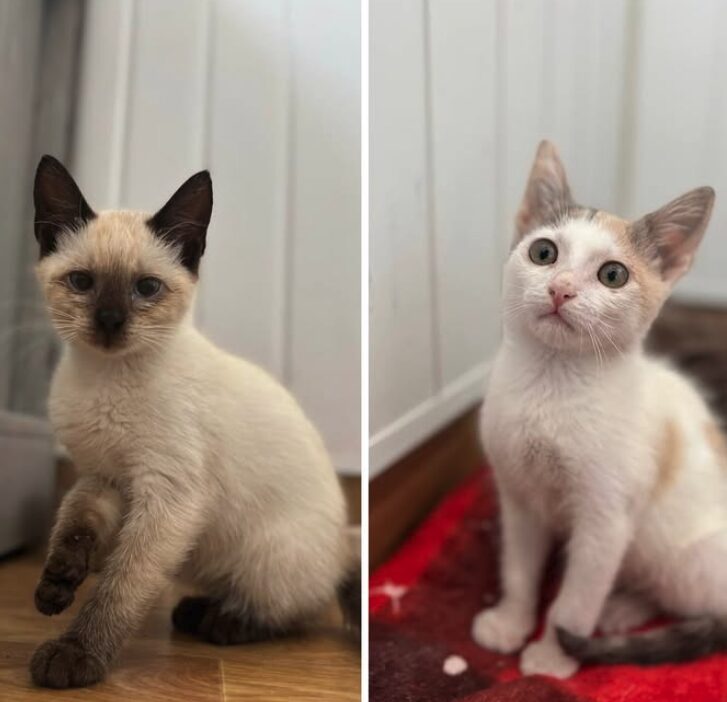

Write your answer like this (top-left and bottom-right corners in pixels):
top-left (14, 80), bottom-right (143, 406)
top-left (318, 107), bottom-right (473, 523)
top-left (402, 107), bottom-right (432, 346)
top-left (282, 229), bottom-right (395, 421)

top-left (0, 552), bottom-right (360, 701)
top-left (370, 406), bottom-right (483, 568)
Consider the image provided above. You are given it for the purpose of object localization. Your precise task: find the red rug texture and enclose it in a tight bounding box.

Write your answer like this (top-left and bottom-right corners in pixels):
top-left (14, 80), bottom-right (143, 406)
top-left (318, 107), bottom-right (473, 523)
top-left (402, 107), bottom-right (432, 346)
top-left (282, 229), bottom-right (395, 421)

top-left (369, 468), bottom-right (727, 701)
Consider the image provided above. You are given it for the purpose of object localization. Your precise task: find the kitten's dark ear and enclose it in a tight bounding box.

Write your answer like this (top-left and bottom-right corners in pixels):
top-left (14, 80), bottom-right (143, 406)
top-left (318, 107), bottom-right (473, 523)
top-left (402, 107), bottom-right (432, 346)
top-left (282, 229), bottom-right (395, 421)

top-left (630, 187), bottom-right (715, 284)
top-left (514, 140), bottom-right (574, 244)
top-left (34, 155), bottom-right (96, 257)
top-left (147, 171), bottom-right (212, 276)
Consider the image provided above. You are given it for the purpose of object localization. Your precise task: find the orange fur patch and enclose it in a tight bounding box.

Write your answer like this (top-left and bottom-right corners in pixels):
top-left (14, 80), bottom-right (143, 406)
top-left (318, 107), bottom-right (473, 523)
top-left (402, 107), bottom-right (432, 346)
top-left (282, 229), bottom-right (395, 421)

top-left (591, 211), bottom-right (668, 326)
top-left (705, 421), bottom-right (727, 469)
top-left (653, 419), bottom-right (682, 499)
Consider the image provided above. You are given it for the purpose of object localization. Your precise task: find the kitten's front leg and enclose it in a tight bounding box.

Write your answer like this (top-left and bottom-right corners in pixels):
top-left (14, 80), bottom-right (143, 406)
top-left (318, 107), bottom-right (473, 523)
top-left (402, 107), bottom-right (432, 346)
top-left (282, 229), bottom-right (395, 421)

top-left (472, 488), bottom-right (551, 653)
top-left (35, 474), bottom-right (123, 616)
top-left (30, 475), bottom-right (206, 689)
top-left (520, 507), bottom-right (634, 679)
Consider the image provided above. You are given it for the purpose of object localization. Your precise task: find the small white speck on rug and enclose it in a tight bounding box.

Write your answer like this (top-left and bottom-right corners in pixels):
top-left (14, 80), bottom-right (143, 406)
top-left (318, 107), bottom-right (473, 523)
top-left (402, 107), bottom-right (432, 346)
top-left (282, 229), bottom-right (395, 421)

top-left (370, 581), bottom-right (409, 614)
top-left (442, 655), bottom-right (468, 676)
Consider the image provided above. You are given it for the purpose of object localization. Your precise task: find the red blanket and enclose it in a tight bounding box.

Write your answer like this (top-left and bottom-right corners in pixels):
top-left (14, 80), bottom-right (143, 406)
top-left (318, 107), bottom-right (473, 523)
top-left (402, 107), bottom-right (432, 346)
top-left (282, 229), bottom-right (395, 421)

top-left (370, 469), bottom-right (727, 701)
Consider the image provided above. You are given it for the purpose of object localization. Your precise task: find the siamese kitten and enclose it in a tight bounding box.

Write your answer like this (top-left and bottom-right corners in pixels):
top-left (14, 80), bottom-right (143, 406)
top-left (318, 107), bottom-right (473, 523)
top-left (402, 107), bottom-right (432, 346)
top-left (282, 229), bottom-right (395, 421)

top-left (30, 156), bottom-right (358, 689)
top-left (471, 140), bottom-right (727, 677)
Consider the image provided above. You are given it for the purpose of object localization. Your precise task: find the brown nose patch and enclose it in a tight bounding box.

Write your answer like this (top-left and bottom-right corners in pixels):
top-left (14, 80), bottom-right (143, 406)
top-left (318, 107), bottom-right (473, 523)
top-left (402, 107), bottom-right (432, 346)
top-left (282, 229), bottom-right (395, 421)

top-left (92, 274), bottom-right (130, 346)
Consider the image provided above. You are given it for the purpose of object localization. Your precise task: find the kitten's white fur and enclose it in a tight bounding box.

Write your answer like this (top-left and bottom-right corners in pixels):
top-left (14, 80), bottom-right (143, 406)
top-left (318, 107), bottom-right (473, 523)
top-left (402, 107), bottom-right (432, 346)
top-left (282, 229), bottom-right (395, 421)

top-left (471, 141), bottom-right (722, 678)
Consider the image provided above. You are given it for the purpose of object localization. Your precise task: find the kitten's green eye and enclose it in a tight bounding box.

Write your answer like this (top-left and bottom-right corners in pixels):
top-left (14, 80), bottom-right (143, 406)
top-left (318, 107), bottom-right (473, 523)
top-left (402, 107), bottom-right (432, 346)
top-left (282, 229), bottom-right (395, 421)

top-left (67, 271), bottom-right (93, 292)
top-left (135, 277), bottom-right (162, 298)
top-left (528, 238), bottom-right (558, 265)
top-left (598, 261), bottom-right (629, 288)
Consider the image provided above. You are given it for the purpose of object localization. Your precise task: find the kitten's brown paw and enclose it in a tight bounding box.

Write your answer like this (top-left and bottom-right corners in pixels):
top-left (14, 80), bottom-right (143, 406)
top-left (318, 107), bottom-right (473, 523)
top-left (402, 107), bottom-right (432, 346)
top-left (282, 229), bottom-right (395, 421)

top-left (172, 596), bottom-right (282, 645)
top-left (30, 638), bottom-right (106, 688)
top-left (172, 596), bottom-right (215, 635)
top-left (35, 533), bottom-right (94, 616)
top-left (34, 577), bottom-right (76, 615)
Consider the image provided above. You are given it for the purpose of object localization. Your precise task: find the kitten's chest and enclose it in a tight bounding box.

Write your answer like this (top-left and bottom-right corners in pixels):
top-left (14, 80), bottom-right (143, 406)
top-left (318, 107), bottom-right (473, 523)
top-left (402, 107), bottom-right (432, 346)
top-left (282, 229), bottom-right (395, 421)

top-left (482, 362), bottom-right (602, 526)
top-left (493, 414), bottom-right (573, 528)
top-left (49, 364), bottom-right (155, 472)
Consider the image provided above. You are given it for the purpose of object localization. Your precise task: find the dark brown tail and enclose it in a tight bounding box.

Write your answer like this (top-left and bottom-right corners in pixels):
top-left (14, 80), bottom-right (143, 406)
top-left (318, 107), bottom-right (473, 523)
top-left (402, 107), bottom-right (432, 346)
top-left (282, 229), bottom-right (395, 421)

top-left (337, 564), bottom-right (361, 638)
top-left (558, 618), bottom-right (727, 666)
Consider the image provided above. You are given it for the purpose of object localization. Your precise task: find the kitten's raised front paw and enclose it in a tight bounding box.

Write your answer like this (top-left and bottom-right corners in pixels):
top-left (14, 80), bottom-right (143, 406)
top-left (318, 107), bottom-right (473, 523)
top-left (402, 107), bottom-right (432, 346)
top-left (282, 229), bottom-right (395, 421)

top-left (520, 639), bottom-right (579, 679)
top-left (30, 638), bottom-right (106, 689)
top-left (35, 535), bottom-right (94, 616)
top-left (34, 576), bottom-right (76, 616)
top-left (471, 605), bottom-right (533, 654)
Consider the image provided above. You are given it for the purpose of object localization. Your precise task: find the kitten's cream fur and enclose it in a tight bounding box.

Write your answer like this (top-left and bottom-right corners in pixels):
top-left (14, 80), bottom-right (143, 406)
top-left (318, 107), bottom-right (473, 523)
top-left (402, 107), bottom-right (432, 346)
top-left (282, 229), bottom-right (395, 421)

top-left (471, 141), bottom-right (726, 677)
top-left (30, 157), bottom-right (354, 689)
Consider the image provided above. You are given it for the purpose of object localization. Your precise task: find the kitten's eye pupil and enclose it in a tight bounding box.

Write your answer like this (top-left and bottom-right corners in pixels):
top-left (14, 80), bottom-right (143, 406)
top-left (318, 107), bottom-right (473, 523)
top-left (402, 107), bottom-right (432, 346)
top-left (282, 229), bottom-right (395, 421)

top-left (135, 277), bottom-right (162, 297)
top-left (68, 271), bottom-right (93, 292)
top-left (598, 261), bottom-right (629, 288)
top-left (528, 238), bottom-right (558, 266)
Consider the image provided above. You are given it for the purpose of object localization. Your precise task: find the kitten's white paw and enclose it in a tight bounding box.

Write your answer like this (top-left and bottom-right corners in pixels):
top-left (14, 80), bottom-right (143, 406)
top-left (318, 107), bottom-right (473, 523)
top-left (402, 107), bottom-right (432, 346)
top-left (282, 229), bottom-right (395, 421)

top-left (471, 606), bottom-right (532, 654)
top-left (520, 639), bottom-right (579, 679)
top-left (598, 593), bottom-right (654, 635)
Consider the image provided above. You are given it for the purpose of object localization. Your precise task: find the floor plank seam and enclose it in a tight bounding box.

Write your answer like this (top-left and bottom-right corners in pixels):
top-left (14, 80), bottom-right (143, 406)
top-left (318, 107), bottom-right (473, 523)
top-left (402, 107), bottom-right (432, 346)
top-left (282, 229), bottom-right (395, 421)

top-left (219, 658), bottom-right (227, 702)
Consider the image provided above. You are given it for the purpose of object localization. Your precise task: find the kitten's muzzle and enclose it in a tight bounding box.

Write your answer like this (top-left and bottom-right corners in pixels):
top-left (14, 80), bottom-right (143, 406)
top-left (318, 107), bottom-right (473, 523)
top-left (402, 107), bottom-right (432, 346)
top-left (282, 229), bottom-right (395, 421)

top-left (94, 307), bottom-right (127, 347)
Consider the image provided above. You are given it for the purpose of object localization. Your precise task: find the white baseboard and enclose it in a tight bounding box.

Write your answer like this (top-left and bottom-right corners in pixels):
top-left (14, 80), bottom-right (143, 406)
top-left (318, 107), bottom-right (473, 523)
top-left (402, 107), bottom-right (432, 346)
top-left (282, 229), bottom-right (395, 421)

top-left (369, 363), bottom-right (488, 478)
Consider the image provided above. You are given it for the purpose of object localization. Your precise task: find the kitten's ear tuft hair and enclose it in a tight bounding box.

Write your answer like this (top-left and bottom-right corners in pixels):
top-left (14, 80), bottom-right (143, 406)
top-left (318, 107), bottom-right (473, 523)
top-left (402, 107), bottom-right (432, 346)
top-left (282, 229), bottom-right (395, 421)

top-left (514, 140), bottom-right (574, 245)
top-left (630, 186), bottom-right (715, 284)
top-left (147, 170), bottom-right (213, 276)
top-left (34, 155), bottom-right (96, 257)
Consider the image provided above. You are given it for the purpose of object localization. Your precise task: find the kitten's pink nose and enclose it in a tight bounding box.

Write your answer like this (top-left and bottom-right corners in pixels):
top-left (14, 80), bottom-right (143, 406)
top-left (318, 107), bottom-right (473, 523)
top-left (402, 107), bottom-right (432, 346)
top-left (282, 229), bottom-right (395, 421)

top-left (548, 281), bottom-right (577, 308)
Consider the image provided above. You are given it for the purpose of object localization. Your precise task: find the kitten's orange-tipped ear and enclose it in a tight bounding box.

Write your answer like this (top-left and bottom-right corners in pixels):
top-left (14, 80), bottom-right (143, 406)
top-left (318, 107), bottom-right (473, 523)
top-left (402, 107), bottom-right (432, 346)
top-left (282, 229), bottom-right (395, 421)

top-left (630, 187), bottom-right (715, 284)
top-left (147, 170), bottom-right (213, 276)
top-left (514, 140), bottom-right (574, 245)
top-left (34, 155), bottom-right (96, 257)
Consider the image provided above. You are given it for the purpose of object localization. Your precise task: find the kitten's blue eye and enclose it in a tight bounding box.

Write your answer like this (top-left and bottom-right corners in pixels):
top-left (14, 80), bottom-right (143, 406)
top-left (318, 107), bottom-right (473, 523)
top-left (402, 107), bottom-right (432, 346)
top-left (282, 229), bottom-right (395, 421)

top-left (67, 271), bottom-right (93, 292)
top-left (529, 238), bottom-right (558, 265)
top-left (135, 277), bottom-right (162, 298)
top-left (598, 261), bottom-right (629, 288)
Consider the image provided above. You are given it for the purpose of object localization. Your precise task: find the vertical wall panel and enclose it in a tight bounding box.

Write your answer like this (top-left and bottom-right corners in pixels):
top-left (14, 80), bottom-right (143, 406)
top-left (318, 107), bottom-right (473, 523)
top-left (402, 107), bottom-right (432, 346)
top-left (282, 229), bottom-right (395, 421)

top-left (498, 0), bottom-right (546, 243)
top-left (121, 0), bottom-right (211, 209)
top-left (370, 0), bottom-right (435, 442)
top-left (629, 0), bottom-right (727, 302)
top-left (199, 0), bottom-right (287, 369)
top-left (500, 0), bottom-right (627, 239)
top-left (287, 1), bottom-right (361, 471)
top-left (428, 0), bottom-right (499, 388)
top-left (72, 0), bottom-right (135, 206)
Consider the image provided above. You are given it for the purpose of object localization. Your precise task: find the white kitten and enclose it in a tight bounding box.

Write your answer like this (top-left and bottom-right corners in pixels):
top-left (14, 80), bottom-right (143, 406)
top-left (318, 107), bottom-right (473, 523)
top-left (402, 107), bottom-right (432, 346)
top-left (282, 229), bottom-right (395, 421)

top-left (471, 140), bottom-right (727, 677)
top-left (29, 156), bottom-right (358, 689)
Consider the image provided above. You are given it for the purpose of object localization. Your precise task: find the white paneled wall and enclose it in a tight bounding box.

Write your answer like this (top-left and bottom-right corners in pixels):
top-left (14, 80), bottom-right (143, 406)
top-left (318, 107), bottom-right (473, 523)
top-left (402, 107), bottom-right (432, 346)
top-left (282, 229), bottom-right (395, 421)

top-left (371, 0), bottom-right (637, 475)
top-left (73, 0), bottom-right (361, 474)
top-left (627, 0), bottom-right (727, 303)
top-left (370, 0), bottom-right (437, 463)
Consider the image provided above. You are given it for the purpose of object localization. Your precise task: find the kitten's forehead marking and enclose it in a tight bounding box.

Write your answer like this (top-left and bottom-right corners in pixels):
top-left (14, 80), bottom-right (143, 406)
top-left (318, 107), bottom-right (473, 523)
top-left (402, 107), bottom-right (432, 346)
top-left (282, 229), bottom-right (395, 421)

top-left (52, 210), bottom-right (178, 276)
top-left (551, 216), bottom-right (624, 265)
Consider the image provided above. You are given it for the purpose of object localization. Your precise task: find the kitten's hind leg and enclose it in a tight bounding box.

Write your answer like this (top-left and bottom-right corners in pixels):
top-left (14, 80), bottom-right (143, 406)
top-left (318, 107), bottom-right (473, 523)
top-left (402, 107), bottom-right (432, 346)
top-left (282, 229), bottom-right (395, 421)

top-left (598, 591), bottom-right (657, 634)
top-left (172, 596), bottom-right (298, 645)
